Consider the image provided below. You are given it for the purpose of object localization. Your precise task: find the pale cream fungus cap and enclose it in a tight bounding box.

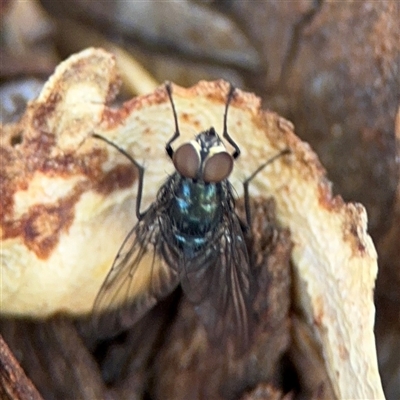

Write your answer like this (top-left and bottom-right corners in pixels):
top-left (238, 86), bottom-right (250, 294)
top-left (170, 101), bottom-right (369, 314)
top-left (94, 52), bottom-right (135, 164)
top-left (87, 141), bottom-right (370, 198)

top-left (0, 48), bottom-right (384, 399)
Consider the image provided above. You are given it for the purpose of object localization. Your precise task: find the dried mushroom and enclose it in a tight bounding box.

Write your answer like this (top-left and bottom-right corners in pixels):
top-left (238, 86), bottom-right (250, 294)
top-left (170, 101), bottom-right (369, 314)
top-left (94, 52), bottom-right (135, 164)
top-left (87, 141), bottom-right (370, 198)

top-left (0, 48), bottom-right (384, 399)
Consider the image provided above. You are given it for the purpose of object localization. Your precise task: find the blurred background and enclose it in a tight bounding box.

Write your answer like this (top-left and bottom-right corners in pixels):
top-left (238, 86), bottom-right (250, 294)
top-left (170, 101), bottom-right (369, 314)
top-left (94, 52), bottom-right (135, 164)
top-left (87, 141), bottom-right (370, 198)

top-left (1, 0), bottom-right (399, 398)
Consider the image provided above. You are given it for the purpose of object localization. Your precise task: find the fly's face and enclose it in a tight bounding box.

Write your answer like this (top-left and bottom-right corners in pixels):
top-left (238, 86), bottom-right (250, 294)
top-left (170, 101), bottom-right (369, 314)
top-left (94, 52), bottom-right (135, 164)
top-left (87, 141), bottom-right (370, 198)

top-left (172, 128), bottom-right (234, 184)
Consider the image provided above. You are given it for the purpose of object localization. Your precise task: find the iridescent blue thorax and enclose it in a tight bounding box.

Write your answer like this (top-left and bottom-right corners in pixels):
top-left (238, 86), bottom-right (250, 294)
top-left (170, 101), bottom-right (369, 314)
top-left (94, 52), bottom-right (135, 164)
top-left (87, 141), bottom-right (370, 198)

top-left (169, 177), bottom-right (224, 250)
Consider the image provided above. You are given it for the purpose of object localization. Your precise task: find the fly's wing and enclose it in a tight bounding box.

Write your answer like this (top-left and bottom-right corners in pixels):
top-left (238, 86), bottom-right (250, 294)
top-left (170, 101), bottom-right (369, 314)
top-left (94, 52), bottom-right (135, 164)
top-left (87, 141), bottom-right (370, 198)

top-left (180, 211), bottom-right (252, 352)
top-left (93, 206), bottom-right (180, 338)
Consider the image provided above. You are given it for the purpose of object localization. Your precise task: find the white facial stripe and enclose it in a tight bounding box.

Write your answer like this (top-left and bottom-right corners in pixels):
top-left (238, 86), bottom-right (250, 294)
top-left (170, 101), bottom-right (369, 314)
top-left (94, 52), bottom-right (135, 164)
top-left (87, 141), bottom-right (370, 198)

top-left (206, 145), bottom-right (227, 159)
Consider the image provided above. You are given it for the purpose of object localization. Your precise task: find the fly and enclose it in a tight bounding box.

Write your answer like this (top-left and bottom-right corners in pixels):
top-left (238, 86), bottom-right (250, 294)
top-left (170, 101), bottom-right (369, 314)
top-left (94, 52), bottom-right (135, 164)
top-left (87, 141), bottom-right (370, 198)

top-left (92, 82), bottom-right (289, 352)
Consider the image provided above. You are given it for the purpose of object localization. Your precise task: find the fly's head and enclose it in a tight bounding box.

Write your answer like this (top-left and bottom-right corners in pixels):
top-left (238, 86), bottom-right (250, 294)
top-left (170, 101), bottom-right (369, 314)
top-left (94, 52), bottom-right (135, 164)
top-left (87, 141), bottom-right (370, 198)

top-left (172, 128), bottom-right (234, 183)
top-left (165, 81), bottom-right (239, 184)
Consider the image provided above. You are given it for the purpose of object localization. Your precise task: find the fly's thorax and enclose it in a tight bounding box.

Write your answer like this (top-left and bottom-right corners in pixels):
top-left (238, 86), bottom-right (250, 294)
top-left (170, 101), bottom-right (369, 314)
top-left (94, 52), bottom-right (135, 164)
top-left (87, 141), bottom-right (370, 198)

top-left (170, 177), bottom-right (224, 235)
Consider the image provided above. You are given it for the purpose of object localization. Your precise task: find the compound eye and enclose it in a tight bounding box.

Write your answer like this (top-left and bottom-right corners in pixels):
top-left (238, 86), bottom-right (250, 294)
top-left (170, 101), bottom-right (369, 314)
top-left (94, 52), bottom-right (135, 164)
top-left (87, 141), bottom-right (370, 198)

top-left (173, 142), bottom-right (201, 179)
top-left (203, 151), bottom-right (233, 183)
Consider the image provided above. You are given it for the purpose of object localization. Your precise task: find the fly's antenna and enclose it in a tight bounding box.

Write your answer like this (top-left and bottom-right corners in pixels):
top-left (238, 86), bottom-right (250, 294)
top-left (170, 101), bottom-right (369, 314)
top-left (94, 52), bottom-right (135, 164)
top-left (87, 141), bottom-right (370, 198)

top-left (165, 82), bottom-right (181, 160)
top-left (222, 84), bottom-right (241, 160)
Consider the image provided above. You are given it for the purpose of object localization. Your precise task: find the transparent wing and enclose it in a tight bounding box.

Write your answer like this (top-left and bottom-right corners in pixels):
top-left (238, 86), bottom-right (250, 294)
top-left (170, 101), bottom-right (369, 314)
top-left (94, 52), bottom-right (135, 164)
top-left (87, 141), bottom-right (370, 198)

top-left (93, 206), bottom-right (180, 337)
top-left (180, 211), bottom-right (252, 352)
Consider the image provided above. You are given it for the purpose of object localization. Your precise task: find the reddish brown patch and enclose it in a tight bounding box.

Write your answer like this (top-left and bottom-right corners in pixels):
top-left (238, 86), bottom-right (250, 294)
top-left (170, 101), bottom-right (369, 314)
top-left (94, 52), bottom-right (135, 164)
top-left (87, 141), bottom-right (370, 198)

top-left (2, 184), bottom-right (85, 260)
top-left (19, 129), bottom-right (102, 180)
top-left (192, 120), bottom-right (201, 130)
top-left (95, 163), bottom-right (137, 195)
top-left (23, 130), bottom-right (57, 164)
top-left (318, 182), bottom-right (368, 256)
top-left (342, 212), bottom-right (368, 256)
top-left (180, 112), bottom-right (190, 123)
top-left (23, 205), bottom-right (73, 260)
top-left (0, 147), bottom-right (25, 225)
top-left (205, 91), bottom-right (224, 105)
top-left (31, 92), bottom-right (62, 130)
top-left (317, 181), bottom-right (345, 212)
top-left (101, 107), bottom-right (129, 130)
top-left (350, 224), bottom-right (367, 254)
top-left (203, 81), bottom-right (229, 104)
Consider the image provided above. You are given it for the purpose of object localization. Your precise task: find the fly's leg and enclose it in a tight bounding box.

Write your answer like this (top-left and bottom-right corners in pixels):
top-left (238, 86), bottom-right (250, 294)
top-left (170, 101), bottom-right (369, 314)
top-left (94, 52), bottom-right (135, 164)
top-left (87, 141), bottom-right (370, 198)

top-left (165, 82), bottom-right (180, 160)
top-left (243, 149), bottom-right (291, 227)
top-left (222, 84), bottom-right (241, 160)
top-left (92, 134), bottom-right (146, 221)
